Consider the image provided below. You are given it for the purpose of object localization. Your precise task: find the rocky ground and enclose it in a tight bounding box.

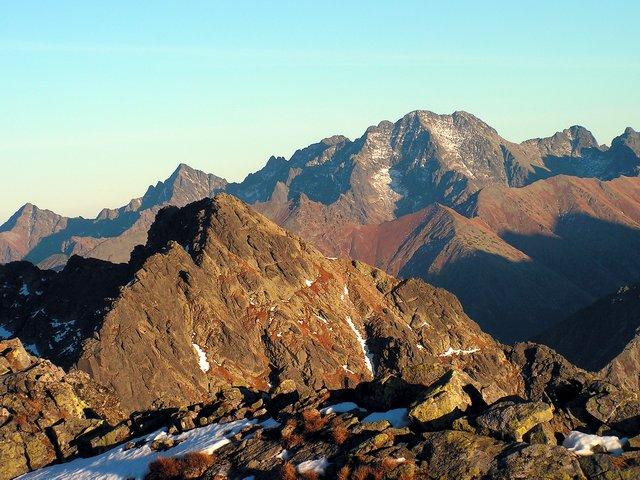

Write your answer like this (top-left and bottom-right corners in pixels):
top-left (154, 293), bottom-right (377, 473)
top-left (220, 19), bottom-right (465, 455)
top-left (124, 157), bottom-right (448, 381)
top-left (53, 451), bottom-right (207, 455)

top-left (4, 337), bottom-right (640, 480)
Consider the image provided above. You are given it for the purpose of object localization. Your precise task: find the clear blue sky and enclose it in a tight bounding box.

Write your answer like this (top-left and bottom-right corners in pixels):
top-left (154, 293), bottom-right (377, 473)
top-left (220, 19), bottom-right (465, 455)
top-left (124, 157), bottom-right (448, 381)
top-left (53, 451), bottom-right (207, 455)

top-left (1, 1), bottom-right (639, 221)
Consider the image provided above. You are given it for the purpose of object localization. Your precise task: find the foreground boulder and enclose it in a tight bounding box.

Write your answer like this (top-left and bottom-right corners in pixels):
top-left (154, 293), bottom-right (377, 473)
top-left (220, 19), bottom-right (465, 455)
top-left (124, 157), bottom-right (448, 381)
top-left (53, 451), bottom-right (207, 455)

top-left (0, 339), bottom-right (126, 480)
top-left (14, 370), bottom-right (640, 480)
top-left (408, 370), bottom-right (474, 427)
top-left (475, 400), bottom-right (553, 441)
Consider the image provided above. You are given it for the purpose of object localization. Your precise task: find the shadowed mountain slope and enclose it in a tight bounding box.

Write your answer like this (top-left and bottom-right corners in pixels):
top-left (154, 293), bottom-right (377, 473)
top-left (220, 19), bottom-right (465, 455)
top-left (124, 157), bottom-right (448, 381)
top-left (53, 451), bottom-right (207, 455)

top-left (539, 282), bottom-right (640, 391)
top-left (1, 194), bottom-right (521, 412)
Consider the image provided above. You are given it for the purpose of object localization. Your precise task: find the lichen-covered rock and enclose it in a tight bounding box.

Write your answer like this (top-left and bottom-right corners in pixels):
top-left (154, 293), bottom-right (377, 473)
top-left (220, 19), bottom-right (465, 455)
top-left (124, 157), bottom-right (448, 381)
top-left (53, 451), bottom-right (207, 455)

top-left (523, 422), bottom-right (557, 445)
top-left (485, 444), bottom-right (587, 480)
top-left (0, 339), bottom-right (126, 480)
top-left (417, 430), bottom-right (507, 479)
top-left (475, 399), bottom-right (554, 441)
top-left (583, 385), bottom-right (640, 435)
top-left (408, 370), bottom-right (473, 427)
top-left (578, 451), bottom-right (640, 480)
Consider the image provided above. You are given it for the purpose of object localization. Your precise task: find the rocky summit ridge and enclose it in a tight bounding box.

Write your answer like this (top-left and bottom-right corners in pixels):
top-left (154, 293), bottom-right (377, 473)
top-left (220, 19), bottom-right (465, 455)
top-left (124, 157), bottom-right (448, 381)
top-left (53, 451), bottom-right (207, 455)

top-left (1, 195), bottom-right (640, 479)
top-left (1, 194), bottom-right (521, 413)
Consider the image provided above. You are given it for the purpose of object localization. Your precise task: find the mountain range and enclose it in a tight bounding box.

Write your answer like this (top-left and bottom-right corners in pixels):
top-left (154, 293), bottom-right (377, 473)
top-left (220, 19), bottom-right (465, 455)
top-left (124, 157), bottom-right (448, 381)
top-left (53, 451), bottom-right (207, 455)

top-left (3, 193), bottom-right (640, 479)
top-left (2, 110), bottom-right (640, 345)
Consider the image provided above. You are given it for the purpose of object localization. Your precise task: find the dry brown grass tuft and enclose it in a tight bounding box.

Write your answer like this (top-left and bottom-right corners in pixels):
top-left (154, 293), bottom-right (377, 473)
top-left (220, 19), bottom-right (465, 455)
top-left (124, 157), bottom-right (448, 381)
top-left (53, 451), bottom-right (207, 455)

top-left (280, 461), bottom-right (298, 480)
top-left (337, 465), bottom-right (352, 480)
top-left (145, 457), bottom-right (182, 480)
top-left (144, 451), bottom-right (216, 480)
top-left (180, 452), bottom-right (217, 477)
top-left (331, 423), bottom-right (350, 445)
top-left (299, 471), bottom-right (320, 480)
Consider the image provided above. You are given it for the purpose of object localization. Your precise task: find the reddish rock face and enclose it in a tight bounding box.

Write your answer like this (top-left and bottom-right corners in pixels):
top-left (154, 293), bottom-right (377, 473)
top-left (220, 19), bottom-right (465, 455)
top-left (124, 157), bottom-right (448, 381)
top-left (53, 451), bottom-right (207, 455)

top-left (260, 175), bottom-right (640, 342)
top-left (2, 195), bottom-right (522, 413)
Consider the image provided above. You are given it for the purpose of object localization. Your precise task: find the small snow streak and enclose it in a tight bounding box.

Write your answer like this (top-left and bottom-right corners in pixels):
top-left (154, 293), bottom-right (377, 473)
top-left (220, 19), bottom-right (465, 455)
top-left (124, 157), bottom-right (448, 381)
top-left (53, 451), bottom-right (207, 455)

top-left (297, 458), bottom-right (330, 475)
top-left (340, 284), bottom-right (349, 301)
top-left (439, 346), bottom-right (480, 357)
top-left (345, 316), bottom-right (375, 376)
top-left (192, 343), bottom-right (210, 372)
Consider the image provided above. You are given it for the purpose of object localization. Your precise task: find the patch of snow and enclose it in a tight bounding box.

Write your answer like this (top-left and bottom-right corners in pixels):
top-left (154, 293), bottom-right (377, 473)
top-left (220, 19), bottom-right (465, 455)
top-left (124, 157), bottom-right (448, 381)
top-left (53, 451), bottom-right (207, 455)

top-left (371, 166), bottom-right (403, 210)
top-left (276, 449), bottom-right (290, 461)
top-left (320, 402), bottom-right (360, 415)
top-left (362, 408), bottom-right (410, 428)
top-left (19, 283), bottom-right (29, 296)
top-left (0, 325), bottom-right (12, 339)
top-left (260, 418), bottom-right (281, 429)
top-left (417, 343), bottom-right (425, 350)
top-left (340, 284), bottom-right (349, 301)
top-left (192, 343), bottom-right (210, 372)
top-left (345, 316), bottom-right (375, 376)
top-left (439, 346), bottom-right (480, 357)
top-left (297, 458), bottom-right (330, 475)
top-left (342, 364), bottom-right (355, 374)
top-left (202, 438), bottom-right (230, 454)
top-left (18, 419), bottom-right (254, 480)
top-left (562, 431), bottom-right (627, 456)
top-left (305, 279), bottom-right (314, 287)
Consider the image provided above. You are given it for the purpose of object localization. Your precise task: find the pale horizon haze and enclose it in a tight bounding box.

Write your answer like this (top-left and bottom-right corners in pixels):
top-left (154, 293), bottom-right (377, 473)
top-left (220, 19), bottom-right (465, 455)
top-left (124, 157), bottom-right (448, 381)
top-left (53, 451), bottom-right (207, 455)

top-left (1, 1), bottom-right (639, 222)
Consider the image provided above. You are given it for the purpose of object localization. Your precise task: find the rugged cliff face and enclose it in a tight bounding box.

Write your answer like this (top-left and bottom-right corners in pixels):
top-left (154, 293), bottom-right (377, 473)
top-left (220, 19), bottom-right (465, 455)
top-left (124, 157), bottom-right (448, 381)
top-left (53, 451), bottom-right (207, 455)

top-left (0, 339), bottom-right (126, 480)
top-left (1, 195), bottom-right (521, 413)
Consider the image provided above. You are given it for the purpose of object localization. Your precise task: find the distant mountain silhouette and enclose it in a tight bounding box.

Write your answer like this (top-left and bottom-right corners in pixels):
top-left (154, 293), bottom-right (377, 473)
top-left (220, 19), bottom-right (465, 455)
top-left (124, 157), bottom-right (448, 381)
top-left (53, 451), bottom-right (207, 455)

top-left (2, 109), bottom-right (639, 343)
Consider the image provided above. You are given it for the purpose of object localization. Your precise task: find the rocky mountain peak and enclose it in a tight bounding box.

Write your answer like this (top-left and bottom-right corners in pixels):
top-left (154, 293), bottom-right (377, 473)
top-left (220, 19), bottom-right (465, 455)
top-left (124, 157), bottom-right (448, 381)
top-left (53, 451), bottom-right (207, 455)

top-left (523, 125), bottom-right (600, 158)
top-left (2, 195), bottom-right (522, 413)
top-left (1, 202), bottom-right (62, 230)
top-left (321, 134), bottom-right (350, 146)
top-left (564, 125), bottom-right (600, 153)
top-left (140, 164), bottom-right (227, 210)
top-left (612, 127), bottom-right (640, 154)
